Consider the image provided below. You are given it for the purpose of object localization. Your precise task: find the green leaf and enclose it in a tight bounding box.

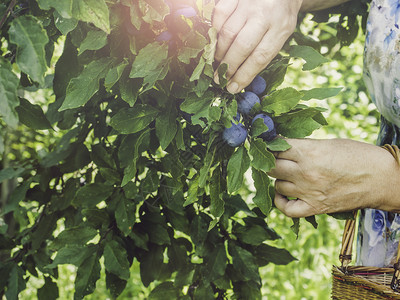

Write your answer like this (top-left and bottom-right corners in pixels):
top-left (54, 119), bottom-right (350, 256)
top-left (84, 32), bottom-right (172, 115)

top-left (207, 244), bottom-right (227, 280)
top-left (74, 249), bottom-right (101, 299)
top-left (105, 60), bottom-right (129, 90)
top-left (105, 272), bottom-right (127, 299)
top-left (217, 63), bottom-right (228, 88)
top-left (72, 183), bottom-right (114, 208)
top-left (255, 244), bottom-right (296, 266)
top-left (289, 45), bottom-right (330, 71)
top-left (190, 56), bottom-right (206, 81)
top-left (275, 108), bottom-right (324, 138)
top-left (147, 224), bottom-right (171, 246)
top-left (0, 63), bottom-right (20, 128)
top-left (119, 75), bottom-right (142, 107)
top-left (262, 57), bottom-right (290, 94)
top-left (228, 241), bottom-right (260, 283)
top-left (47, 245), bottom-right (95, 268)
top-left (121, 130), bottom-right (150, 186)
top-left (91, 144), bottom-right (116, 169)
top-left (184, 175), bottom-right (200, 207)
top-left (130, 42), bottom-right (169, 91)
top-left (199, 146), bottom-right (217, 188)
top-left (193, 282), bottom-right (214, 299)
top-left (291, 218), bottom-right (300, 237)
top-left (156, 105), bottom-right (177, 150)
top-left (328, 211), bottom-right (356, 220)
top-left (110, 105), bottom-right (159, 135)
top-left (104, 240), bottom-right (130, 280)
top-left (233, 281), bottom-right (261, 300)
top-left (224, 195), bottom-right (256, 217)
top-left (0, 167), bottom-right (24, 184)
top-left (234, 224), bottom-right (272, 245)
top-left (149, 282), bottom-right (179, 300)
top-left (78, 30), bottom-right (108, 55)
top-left (262, 88), bottom-right (304, 115)
top-left (59, 58), bottom-right (113, 111)
top-left (178, 31), bottom-right (208, 64)
top-left (72, 0), bottom-right (110, 33)
top-left (301, 87), bottom-right (343, 100)
top-left (305, 216), bottom-right (318, 229)
top-left (249, 139), bottom-right (275, 173)
top-left (115, 194), bottom-right (136, 236)
top-left (227, 146), bottom-right (250, 194)
top-left (180, 92), bottom-right (213, 126)
top-left (250, 117), bottom-right (269, 138)
top-left (2, 179), bottom-right (32, 215)
top-left (53, 11), bottom-right (78, 35)
top-left (265, 138), bottom-right (291, 152)
top-left (37, 277), bottom-right (59, 300)
top-left (16, 98), bottom-right (52, 130)
top-left (53, 35), bottom-right (81, 99)
top-left (50, 224), bottom-right (98, 250)
top-left (8, 16), bottom-right (49, 85)
top-left (38, 0), bottom-right (73, 18)
top-left (190, 214), bottom-right (208, 247)
top-left (5, 264), bottom-right (26, 300)
top-left (175, 265), bottom-right (195, 287)
top-left (209, 167), bottom-right (224, 218)
top-left (31, 213), bottom-right (58, 250)
top-left (140, 244), bottom-right (164, 287)
top-left (139, 0), bottom-right (170, 24)
top-left (252, 168), bottom-right (272, 216)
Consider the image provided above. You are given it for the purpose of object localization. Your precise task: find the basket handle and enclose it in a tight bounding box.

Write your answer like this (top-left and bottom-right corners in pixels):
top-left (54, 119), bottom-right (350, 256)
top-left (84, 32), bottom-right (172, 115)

top-left (338, 144), bottom-right (400, 291)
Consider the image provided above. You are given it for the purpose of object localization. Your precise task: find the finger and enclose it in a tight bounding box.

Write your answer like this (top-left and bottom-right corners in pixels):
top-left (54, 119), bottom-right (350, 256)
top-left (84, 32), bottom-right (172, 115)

top-left (214, 11), bottom-right (247, 63)
top-left (226, 26), bottom-right (294, 94)
top-left (272, 140), bottom-right (301, 162)
top-left (268, 159), bottom-right (299, 181)
top-left (274, 192), bottom-right (315, 218)
top-left (212, 0), bottom-right (239, 33)
top-left (217, 19), bottom-right (269, 81)
top-left (274, 179), bottom-right (298, 199)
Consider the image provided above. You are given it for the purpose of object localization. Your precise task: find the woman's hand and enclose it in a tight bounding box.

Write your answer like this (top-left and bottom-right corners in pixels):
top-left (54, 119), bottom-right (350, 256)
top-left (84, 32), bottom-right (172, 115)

top-left (212, 0), bottom-right (302, 94)
top-left (268, 138), bottom-right (400, 217)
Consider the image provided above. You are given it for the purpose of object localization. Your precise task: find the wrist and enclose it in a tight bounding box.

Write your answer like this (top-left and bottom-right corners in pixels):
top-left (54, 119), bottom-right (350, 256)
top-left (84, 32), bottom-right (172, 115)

top-left (372, 146), bottom-right (400, 212)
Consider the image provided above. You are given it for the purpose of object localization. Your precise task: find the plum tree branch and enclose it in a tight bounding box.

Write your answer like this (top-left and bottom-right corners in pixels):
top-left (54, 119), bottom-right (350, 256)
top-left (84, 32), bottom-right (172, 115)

top-left (0, 0), bottom-right (17, 30)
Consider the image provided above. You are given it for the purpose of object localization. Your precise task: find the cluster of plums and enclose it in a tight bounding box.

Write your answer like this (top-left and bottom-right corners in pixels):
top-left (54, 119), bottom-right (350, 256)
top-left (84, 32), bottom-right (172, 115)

top-left (222, 76), bottom-right (277, 147)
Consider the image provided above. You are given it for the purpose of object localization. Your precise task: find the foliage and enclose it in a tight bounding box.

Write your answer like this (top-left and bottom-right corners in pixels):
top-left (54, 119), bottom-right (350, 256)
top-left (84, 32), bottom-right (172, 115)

top-left (0, 0), bottom-right (370, 299)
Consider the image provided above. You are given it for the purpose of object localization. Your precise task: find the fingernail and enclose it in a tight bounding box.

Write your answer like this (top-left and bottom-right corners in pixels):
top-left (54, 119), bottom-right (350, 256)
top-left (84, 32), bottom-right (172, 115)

top-left (227, 82), bottom-right (239, 94)
top-left (214, 73), bottom-right (220, 84)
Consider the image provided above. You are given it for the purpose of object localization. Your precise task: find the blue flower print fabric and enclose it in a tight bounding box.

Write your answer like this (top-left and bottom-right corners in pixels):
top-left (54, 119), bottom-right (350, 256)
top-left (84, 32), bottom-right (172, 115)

top-left (356, 0), bottom-right (400, 267)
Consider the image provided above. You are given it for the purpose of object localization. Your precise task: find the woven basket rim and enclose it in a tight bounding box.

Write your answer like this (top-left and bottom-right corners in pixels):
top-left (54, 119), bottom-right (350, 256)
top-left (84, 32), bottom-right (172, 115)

top-left (332, 265), bottom-right (400, 298)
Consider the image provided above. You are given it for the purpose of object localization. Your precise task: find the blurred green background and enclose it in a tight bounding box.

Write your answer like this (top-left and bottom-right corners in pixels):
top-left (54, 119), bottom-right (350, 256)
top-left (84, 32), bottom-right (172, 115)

top-left (19, 13), bottom-right (377, 300)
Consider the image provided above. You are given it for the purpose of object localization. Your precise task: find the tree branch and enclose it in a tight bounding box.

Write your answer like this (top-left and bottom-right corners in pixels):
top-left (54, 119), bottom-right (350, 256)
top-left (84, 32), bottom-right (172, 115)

top-left (0, 0), bottom-right (18, 30)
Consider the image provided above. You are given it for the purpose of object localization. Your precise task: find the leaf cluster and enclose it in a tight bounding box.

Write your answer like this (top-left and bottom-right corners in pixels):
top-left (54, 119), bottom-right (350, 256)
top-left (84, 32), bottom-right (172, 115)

top-left (0, 0), bottom-right (369, 298)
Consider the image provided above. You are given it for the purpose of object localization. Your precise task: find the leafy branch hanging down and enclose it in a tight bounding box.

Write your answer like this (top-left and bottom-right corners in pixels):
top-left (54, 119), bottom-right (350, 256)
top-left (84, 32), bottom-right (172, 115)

top-left (0, 0), bottom-right (369, 299)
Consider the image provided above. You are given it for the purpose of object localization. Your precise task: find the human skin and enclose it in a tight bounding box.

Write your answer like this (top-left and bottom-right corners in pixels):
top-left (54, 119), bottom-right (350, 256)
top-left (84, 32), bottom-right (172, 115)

top-left (212, 0), bottom-right (351, 94)
top-left (267, 139), bottom-right (400, 218)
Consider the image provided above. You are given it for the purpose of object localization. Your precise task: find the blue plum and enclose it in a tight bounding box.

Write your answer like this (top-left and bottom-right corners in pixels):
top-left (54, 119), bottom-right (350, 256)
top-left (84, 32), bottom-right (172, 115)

top-left (173, 6), bottom-right (197, 18)
top-left (156, 31), bottom-right (173, 42)
top-left (237, 91), bottom-right (260, 115)
top-left (233, 112), bottom-right (241, 121)
top-left (248, 75), bottom-right (267, 95)
top-left (251, 114), bottom-right (277, 141)
top-left (222, 122), bottom-right (248, 147)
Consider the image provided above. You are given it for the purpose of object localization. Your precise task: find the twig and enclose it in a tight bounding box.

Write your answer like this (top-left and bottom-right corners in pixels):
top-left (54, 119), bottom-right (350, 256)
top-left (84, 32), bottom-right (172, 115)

top-left (0, 0), bottom-right (18, 30)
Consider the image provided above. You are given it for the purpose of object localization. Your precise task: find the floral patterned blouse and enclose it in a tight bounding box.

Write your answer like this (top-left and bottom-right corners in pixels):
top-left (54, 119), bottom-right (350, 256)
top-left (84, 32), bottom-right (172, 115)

top-left (356, 0), bottom-right (400, 267)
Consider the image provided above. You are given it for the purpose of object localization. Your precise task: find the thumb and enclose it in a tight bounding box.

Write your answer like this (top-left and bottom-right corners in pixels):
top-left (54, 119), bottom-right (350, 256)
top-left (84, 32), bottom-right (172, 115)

top-left (274, 192), bottom-right (315, 218)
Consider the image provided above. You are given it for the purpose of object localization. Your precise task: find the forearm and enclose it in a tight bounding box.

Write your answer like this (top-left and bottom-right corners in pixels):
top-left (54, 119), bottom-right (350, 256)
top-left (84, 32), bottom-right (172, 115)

top-left (300, 0), bottom-right (352, 12)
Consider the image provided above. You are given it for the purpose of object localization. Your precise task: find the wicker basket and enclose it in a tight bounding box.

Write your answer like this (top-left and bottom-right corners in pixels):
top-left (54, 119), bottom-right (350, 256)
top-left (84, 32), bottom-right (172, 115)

top-left (331, 145), bottom-right (400, 300)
